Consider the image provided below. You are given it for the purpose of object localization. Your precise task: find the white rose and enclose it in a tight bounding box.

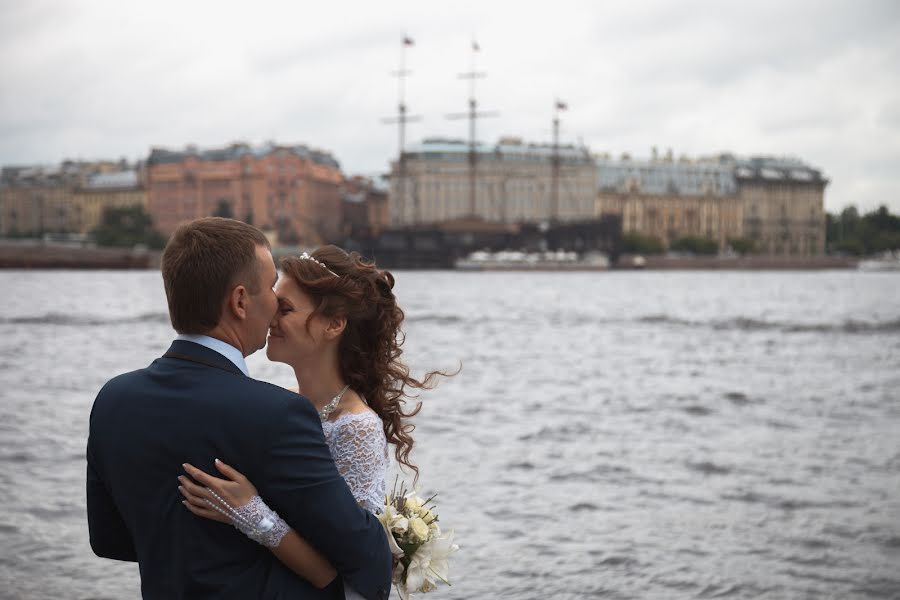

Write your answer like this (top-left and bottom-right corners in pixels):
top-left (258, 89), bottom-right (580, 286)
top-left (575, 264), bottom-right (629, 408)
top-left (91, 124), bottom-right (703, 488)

top-left (404, 495), bottom-right (423, 512)
top-left (409, 517), bottom-right (430, 543)
top-left (391, 516), bottom-right (409, 534)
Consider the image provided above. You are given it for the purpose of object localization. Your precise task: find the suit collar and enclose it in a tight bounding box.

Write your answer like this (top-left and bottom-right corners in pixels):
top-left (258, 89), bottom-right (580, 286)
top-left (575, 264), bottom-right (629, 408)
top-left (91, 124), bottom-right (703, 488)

top-left (163, 340), bottom-right (246, 376)
top-left (175, 334), bottom-right (249, 376)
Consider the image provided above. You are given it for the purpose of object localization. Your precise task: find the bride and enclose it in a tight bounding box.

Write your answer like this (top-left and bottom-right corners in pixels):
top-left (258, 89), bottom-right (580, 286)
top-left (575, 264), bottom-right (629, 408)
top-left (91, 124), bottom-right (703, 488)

top-left (177, 246), bottom-right (446, 596)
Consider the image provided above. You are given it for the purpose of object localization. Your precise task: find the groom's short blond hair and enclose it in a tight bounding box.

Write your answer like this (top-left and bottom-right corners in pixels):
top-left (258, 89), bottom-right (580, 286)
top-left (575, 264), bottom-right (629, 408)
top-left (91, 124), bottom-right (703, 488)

top-left (161, 217), bottom-right (270, 334)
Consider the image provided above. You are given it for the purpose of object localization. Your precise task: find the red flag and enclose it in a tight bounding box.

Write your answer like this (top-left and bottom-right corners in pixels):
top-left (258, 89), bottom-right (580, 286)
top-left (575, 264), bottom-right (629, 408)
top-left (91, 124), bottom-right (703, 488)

top-left (403, 36), bottom-right (414, 46)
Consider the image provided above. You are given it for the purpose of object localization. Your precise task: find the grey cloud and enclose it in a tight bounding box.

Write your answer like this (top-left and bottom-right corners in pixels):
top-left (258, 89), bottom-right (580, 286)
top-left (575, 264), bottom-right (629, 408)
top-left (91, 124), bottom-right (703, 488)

top-left (597, 1), bottom-right (900, 87)
top-left (878, 100), bottom-right (900, 128)
top-left (1, 0), bottom-right (899, 213)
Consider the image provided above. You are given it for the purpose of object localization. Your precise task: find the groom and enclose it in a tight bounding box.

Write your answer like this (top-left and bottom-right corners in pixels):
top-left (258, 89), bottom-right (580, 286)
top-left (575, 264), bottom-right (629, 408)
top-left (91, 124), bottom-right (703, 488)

top-left (87, 217), bottom-right (391, 599)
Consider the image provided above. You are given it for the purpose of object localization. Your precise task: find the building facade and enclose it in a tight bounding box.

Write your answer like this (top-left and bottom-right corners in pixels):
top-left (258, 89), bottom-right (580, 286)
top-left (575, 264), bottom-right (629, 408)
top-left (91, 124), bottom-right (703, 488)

top-left (145, 142), bottom-right (343, 244)
top-left (70, 171), bottom-right (146, 234)
top-left (594, 153), bottom-right (827, 255)
top-left (732, 157), bottom-right (827, 255)
top-left (388, 137), bottom-right (597, 226)
top-left (595, 155), bottom-right (744, 250)
top-left (340, 175), bottom-right (390, 238)
top-left (0, 161), bottom-right (141, 236)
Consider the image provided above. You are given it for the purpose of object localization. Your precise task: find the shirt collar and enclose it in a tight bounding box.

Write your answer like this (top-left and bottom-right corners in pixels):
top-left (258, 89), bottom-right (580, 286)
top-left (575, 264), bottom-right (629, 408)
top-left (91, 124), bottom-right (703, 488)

top-left (175, 334), bottom-right (250, 376)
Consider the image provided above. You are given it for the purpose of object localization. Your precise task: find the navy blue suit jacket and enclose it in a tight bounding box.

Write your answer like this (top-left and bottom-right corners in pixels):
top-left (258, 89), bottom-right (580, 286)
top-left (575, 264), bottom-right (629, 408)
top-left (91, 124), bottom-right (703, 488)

top-left (87, 340), bottom-right (392, 600)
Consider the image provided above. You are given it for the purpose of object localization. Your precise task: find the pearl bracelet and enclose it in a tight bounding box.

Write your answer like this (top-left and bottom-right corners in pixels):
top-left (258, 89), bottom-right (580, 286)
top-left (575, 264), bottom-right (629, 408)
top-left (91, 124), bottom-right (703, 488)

top-left (204, 491), bottom-right (289, 548)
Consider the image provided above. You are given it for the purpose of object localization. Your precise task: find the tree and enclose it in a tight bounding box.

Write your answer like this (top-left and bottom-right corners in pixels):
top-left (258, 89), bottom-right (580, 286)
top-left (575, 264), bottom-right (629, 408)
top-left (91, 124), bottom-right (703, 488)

top-left (275, 216), bottom-right (300, 246)
top-left (93, 205), bottom-right (166, 249)
top-left (213, 199), bottom-right (234, 219)
top-left (826, 204), bottom-right (900, 255)
top-left (669, 235), bottom-right (719, 255)
top-left (621, 232), bottom-right (665, 254)
top-left (728, 237), bottom-right (755, 256)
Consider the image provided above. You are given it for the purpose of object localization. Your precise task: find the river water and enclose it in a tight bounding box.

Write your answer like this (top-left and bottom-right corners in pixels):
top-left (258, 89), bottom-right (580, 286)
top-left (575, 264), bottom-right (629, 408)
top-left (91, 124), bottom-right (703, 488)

top-left (1, 269), bottom-right (899, 599)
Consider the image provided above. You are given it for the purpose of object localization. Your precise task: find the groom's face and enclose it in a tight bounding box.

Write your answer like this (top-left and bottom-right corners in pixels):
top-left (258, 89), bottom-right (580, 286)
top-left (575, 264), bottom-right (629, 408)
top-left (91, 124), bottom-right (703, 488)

top-left (245, 245), bottom-right (279, 353)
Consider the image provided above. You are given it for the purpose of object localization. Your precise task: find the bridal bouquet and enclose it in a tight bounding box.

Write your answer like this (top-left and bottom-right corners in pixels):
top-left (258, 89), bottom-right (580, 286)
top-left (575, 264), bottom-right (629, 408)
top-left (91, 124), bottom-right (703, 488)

top-left (377, 479), bottom-right (459, 599)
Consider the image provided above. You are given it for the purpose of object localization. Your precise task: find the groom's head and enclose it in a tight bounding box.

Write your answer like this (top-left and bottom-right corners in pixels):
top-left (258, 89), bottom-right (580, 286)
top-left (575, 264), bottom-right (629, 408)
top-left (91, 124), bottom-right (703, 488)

top-left (161, 217), bottom-right (278, 355)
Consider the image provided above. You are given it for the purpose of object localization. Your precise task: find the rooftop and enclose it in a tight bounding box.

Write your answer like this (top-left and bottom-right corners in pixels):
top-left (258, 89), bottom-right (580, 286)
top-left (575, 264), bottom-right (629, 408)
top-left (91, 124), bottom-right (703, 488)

top-left (404, 137), bottom-right (594, 164)
top-left (147, 141), bottom-right (341, 170)
top-left (84, 170), bottom-right (140, 189)
top-left (730, 156), bottom-right (827, 184)
top-left (596, 153), bottom-right (827, 195)
top-left (597, 156), bottom-right (738, 196)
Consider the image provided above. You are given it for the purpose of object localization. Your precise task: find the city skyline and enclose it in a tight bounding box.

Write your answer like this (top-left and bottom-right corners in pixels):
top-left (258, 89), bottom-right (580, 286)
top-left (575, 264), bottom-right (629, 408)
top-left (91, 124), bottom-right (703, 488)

top-left (1, 0), bottom-right (898, 213)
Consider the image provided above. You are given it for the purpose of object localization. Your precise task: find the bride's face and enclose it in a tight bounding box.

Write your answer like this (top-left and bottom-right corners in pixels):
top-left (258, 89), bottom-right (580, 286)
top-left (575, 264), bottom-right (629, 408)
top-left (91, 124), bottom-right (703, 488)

top-left (266, 276), bottom-right (329, 365)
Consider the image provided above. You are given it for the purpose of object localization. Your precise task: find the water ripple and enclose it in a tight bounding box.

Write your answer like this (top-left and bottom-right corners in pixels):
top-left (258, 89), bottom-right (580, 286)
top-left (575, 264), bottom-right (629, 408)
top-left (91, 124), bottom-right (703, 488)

top-left (3, 270), bottom-right (899, 599)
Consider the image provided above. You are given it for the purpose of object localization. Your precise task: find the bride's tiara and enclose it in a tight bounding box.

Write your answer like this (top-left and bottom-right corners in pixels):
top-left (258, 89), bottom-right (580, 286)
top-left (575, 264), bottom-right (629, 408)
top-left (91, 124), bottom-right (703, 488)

top-left (298, 252), bottom-right (339, 278)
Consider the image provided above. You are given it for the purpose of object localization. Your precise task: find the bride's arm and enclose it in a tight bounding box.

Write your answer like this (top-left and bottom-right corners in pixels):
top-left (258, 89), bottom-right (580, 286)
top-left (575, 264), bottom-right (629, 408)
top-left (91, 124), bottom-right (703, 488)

top-left (328, 413), bottom-right (389, 513)
top-left (179, 461), bottom-right (337, 589)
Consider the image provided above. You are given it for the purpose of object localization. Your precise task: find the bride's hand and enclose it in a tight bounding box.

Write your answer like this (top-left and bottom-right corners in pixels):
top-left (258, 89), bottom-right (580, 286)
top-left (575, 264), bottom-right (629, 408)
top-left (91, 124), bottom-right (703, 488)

top-left (178, 459), bottom-right (259, 523)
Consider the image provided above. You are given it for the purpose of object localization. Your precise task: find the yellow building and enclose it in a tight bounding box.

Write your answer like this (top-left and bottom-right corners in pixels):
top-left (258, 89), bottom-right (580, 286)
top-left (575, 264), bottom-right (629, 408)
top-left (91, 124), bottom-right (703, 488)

top-left (0, 165), bottom-right (145, 236)
top-left (594, 154), bottom-right (827, 255)
top-left (735, 159), bottom-right (827, 255)
top-left (1, 186), bottom-right (73, 235)
top-left (597, 191), bottom-right (744, 250)
top-left (594, 155), bottom-right (743, 250)
top-left (71, 171), bottom-right (146, 234)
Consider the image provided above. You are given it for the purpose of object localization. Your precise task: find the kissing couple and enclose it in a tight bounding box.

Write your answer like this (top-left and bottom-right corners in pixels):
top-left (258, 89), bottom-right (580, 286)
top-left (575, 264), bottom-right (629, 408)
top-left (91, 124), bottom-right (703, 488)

top-left (87, 217), bottom-right (445, 599)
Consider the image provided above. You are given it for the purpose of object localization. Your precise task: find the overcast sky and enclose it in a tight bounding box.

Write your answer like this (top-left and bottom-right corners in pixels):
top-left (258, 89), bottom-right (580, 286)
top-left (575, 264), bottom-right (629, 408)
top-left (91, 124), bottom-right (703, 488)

top-left (1, 0), bottom-right (898, 212)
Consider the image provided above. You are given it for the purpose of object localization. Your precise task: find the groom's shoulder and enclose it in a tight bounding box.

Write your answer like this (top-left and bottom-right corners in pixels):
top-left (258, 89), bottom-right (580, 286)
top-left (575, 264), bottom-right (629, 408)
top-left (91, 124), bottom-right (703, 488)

top-left (242, 378), bottom-right (317, 418)
top-left (212, 377), bottom-right (321, 438)
top-left (96, 366), bottom-right (150, 397)
top-left (92, 362), bottom-right (318, 423)
top-left (90, 366), bottom-right (155, 423)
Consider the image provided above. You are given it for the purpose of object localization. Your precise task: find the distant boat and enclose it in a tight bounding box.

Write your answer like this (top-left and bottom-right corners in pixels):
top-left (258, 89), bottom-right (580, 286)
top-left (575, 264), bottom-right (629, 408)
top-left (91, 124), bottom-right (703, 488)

top-left (858, 251), bottom-right (900, 272)
top-left (455, 250), bottom-right (610, 271)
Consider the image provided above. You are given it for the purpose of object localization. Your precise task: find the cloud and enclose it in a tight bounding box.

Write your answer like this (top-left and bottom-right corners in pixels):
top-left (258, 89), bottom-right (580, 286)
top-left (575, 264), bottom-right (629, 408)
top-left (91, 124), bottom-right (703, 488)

top-left (1, 0), bottom-right (899, 212)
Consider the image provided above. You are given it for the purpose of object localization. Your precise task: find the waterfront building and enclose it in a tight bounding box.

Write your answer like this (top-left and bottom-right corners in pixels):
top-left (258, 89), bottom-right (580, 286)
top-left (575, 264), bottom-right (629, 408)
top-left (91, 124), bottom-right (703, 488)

top-left (595, 153), bottom-right (743, 251)
top-left (730, 156), bottom-right (827, 255)
top-left (70, 170), bottom-right (146, 234)
top-left (594, 152), bottom-right (827, 255)
top-left (340, 175), bottom-right (390, 238)
top-left (145, 142), bottom-right (343, 244)
top-left (388, 137), bottom-right (597, 226)
top-left (0, 161), bottom-right (140, 236)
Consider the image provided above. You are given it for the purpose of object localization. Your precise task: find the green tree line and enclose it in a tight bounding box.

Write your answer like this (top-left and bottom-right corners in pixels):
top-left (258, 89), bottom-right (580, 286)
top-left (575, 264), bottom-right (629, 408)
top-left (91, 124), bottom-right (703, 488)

top-left (826, 205), bottom-right (900, 256)
top-left (621, 205), bottom-right (900, 256)
top-left (91, 202), bottom-right (256, 249)
top-left (93, 205), bottom-right (167, 249)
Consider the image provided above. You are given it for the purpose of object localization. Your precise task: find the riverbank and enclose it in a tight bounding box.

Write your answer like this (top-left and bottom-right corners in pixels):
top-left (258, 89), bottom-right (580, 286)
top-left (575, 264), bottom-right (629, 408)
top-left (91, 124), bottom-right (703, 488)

top-left (614, 253), bottom-right (859, 270)
top-left (0, 241), bottom-right (861, 270)
top-left (0, 240), bottom-right (161, 269)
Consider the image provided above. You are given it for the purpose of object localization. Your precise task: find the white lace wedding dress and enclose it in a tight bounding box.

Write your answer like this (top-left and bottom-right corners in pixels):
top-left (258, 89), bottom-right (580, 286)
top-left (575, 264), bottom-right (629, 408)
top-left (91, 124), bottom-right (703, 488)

top-left (321, 410), bottom-right (389, 600)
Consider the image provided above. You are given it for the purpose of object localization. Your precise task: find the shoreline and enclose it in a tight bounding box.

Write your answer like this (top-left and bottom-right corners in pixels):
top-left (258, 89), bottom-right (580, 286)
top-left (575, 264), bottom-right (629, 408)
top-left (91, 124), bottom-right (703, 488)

top-left (0, 240), bottom-right (161, 269)
top-left (0, 241), bottom-right (863, 271)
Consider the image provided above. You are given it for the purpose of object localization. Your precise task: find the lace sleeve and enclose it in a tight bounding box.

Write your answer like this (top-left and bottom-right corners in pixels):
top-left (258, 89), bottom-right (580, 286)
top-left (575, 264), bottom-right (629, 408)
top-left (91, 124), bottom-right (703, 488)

top-left (328, 412), bottom-right (388, 514)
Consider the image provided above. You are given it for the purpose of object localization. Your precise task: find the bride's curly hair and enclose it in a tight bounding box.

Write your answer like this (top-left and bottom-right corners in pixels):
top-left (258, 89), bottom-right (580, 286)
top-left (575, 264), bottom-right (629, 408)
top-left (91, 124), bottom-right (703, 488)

top-left (280, 245), bottom-right (450, 481)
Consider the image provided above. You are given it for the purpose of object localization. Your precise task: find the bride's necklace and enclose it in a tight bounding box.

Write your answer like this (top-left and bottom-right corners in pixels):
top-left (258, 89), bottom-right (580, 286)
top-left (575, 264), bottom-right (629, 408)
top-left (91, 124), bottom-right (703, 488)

top-left (318, 384), bottom-right (351, 421)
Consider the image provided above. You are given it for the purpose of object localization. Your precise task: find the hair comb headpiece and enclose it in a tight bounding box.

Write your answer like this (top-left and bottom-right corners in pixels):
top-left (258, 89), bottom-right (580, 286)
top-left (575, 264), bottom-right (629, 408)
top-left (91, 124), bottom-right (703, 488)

top-left (298, 252), bottom-right (339, 278)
